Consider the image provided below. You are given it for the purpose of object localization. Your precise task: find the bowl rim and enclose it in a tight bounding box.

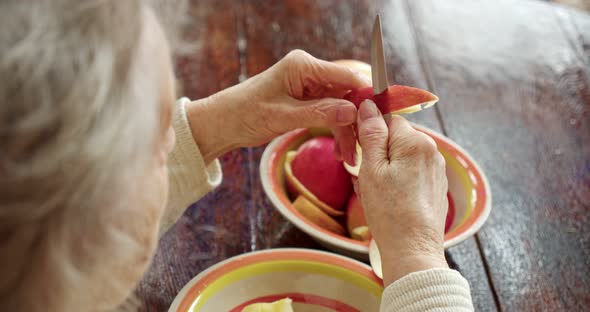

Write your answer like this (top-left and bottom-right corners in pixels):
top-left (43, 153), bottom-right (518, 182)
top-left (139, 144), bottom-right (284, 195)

top-left (260, 124), bottom-right (492, 251)
top-left (168, 248), bottom-right (381, 312)
top-left (412, 124), bottom-right (492, 247)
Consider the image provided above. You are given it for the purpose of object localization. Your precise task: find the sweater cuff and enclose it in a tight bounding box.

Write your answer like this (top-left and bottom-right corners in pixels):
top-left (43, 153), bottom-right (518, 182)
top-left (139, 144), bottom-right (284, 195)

top-left (380, 268), bottom-right (474, 312)
top-left (160, 97), bottom-right (223, 234)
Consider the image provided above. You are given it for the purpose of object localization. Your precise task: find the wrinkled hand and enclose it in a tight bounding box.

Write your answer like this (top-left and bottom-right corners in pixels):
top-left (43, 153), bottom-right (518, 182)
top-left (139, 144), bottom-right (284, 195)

top-left (355, 99), bottom-right (449, 286)
top-left (187, 50), bottom-right (369, 164)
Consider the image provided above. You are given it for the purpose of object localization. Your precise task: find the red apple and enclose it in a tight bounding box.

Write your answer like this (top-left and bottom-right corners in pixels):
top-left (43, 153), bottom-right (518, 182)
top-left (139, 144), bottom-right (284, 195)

top-left (445, 192), bottom-right (455, 233)
top-left (284, 151), bottom-right (344, 216)
top-left (291, 137), bottom-right (353, 211)
top-left (346, 194), bottom-right (371, 241)
top-left (346, 193), bottom-right (367, 233)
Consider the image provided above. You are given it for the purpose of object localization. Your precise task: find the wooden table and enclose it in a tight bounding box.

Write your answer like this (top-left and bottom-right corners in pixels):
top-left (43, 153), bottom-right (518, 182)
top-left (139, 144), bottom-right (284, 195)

top-left (137, 1), bottom-right (590, 311)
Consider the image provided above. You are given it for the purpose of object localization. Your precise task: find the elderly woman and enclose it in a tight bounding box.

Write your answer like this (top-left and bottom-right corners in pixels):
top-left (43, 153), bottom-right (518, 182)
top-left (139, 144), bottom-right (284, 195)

top-left (0, 1), bottom-right (474, 311)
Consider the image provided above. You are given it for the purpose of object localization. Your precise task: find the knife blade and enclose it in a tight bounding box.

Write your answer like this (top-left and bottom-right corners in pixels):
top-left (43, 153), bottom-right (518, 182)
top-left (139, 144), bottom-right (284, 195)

top-left (370, 15), bottom-right (389, 95)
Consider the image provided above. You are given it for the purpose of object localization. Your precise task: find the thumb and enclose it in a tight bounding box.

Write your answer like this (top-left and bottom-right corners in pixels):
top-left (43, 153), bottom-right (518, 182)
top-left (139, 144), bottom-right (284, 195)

top-left (357, 99), bottom-right (389, 168)
top-left (285, 97), bottom-right (357, 129)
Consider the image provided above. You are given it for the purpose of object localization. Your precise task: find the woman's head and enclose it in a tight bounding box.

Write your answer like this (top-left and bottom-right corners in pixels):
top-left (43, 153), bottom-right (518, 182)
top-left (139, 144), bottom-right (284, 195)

top-left (0, 0), bottom-right (178, 310)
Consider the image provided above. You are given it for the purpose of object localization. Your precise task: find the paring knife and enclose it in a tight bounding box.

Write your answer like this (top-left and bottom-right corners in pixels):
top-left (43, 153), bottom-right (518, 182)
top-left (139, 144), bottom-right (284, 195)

top-left (368, 14), bottom-right (386, 280)
top-left (371, 14), bottom-right (389, 96)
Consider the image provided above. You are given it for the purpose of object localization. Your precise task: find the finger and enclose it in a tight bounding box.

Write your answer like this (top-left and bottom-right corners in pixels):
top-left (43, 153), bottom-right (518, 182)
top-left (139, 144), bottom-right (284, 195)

top-left (357, 99), bottom-right (389, 167)
top-left (332, 126), bottom-right (356, 166)
top-left (284, 97), bottom-right (358, 129)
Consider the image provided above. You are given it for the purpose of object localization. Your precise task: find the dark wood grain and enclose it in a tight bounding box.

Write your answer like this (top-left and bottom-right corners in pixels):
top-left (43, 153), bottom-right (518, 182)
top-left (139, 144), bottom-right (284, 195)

top-left (242, 1), bottom-right (498, 311)
top-left (405, 0), bottom-right (590, 310)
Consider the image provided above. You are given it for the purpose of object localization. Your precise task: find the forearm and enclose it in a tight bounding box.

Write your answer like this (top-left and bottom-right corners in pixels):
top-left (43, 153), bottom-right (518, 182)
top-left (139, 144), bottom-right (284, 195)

top-left (185, 93), bottom-right (240, 165)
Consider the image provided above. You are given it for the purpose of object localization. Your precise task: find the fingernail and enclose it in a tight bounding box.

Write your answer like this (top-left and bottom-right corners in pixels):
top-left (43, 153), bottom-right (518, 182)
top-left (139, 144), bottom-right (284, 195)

top-left (336, 104), bottom-right (357, 124)
top-left (359, 99), bottom-right (379, 121)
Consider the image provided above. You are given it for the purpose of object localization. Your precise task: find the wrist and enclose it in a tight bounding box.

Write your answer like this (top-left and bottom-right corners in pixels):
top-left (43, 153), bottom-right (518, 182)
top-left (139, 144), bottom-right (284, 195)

top-left (185, 95), bottom-right (239, 164)
top-left (381, 249), bottom-right (448, 287)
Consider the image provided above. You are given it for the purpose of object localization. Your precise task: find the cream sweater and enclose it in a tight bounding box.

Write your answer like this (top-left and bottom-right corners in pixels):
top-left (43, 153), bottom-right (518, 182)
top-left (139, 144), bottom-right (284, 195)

top-left (163, 98), bottom-right (475, 312)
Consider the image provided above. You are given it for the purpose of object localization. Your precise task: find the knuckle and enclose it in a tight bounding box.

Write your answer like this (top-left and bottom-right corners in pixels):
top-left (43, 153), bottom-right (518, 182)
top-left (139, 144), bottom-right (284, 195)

top-left (414, 132), bottom-right (438, 155)
top-left (286, 49), bottom-right (310, 61)
top-left (388, 114), bottom-right (410, 132)
top-left (389, 114), bottom-right (407, 125)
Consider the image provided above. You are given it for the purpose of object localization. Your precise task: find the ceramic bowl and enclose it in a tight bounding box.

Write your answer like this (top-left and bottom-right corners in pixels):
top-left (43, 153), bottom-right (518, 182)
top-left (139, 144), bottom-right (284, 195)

top-left (259, 125), bottom-right (492, 260)
top-left (169, 248), bottom-right (383, 311)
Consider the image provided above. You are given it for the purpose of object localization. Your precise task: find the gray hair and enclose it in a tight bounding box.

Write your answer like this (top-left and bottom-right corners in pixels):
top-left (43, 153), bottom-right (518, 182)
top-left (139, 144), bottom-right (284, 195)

top-left (0, 0), bottom-right (184, 310)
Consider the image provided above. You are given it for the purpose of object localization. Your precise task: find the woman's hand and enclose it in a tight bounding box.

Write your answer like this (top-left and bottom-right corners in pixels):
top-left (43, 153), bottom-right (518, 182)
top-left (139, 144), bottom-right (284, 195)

top-left (186, 50), bottom-right (370, 164)
top-left (355, 99), bottom-right (449, 287)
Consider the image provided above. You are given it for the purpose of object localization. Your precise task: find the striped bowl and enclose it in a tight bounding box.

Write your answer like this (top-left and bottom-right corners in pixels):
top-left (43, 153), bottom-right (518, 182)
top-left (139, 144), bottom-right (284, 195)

top-left (259, 125), bottom-right (492, 260)
top-left (168, 249), bottom-right (383, 312)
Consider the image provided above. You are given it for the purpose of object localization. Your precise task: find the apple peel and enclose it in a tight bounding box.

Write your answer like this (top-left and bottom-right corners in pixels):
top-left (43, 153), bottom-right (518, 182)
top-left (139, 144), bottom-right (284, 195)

top-left (292, 195), bottom-right (346, 236)
top-left (284, 151), bottom-right (344, 217)
top-left (344, 85), bottom-right (438, 115)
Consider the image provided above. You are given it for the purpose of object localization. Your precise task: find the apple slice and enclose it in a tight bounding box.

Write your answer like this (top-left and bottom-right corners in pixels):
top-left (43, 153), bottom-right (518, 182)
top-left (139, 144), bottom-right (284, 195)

top-left (292, 196), bottom-right (346, 236)
top-left (350, 226), bottom-right (372, 242)
top-left (242, 298), bottom-right (294, 312)
top-left (284, 151), bottom-right (344, 216)
top-left (343, 142), bottom-right (362, 177)
top-left (344, 85), bottom-right (438, 115)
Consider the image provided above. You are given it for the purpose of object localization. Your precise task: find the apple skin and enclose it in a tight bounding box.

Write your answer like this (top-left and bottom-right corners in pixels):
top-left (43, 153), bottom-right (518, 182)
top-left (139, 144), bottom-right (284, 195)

top-left (346, 193), bottom-right (367, 233)
top-left (445, 192), bottom-right (456, 233)
top-left (284, 151), bottom-right (344, 216)
top-left (291, 137), bottom-right (353, 211)
top-left (344, 85), bottom-right (438, 115)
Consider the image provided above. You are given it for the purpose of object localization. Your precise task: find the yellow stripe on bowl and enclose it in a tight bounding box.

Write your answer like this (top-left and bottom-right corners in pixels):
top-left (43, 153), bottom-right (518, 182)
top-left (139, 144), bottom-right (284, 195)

top-left (190, 260), bottom-right (383, 311)
top-left (441, 149), bottom-right (475, 228)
